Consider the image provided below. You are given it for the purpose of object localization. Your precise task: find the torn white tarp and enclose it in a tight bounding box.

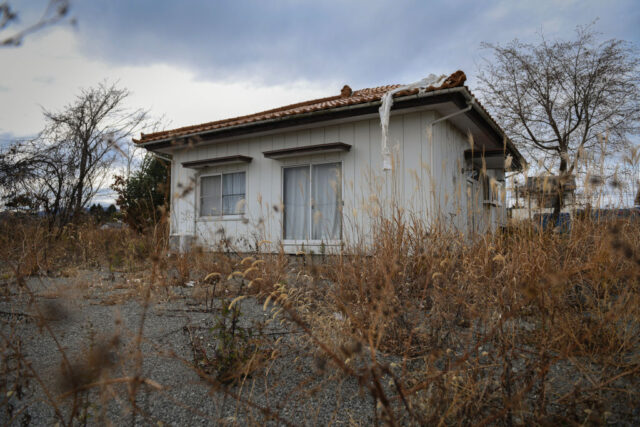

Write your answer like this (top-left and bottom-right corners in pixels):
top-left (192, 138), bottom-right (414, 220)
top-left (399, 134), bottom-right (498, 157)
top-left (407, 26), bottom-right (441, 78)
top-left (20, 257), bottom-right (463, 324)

top-left (378, 74), bottom-right (446, 171)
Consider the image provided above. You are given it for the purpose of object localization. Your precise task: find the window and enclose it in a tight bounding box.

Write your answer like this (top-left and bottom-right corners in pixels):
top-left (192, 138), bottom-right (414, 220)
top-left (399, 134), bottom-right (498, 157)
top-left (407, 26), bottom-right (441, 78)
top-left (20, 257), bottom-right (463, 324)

top-left (482, 175), bottom-right (503, 207)
top-left (283, 163), bottom-right (342, 241)
top-left (466, 178), bottom-right (480, 234)
top-left (199, 172), bottom-right (246, 217)
top-left (200, 175), bottom-right (222, 216)
top-left (222, 172), bottom-right (246, 215)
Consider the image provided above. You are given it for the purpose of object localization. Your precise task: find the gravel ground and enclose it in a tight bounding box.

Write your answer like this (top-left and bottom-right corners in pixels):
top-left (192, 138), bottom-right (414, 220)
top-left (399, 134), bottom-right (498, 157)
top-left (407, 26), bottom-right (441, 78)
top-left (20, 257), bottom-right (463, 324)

top-left (0, 271), bottom-right (382, 426)
top-left (2, 270), bottom-right (638, 425)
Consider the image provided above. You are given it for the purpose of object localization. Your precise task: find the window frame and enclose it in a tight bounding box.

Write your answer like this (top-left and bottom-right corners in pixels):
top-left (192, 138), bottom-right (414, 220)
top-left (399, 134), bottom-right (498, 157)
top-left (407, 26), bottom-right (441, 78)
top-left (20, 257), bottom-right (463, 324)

top-left (281, 160), bottom-right (343, 244)
top-left (482, 174), bottom-right (503, 207)
top-left (198, 170), bottom-right (247, 219)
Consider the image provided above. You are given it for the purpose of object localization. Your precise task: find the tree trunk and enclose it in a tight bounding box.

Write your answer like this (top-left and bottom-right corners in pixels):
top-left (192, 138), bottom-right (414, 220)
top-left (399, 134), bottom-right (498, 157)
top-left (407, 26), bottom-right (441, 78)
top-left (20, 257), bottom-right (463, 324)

top-left (74, 142), bottom-right (89, 221)
top-left (551, 155), bottom-right (568, 227)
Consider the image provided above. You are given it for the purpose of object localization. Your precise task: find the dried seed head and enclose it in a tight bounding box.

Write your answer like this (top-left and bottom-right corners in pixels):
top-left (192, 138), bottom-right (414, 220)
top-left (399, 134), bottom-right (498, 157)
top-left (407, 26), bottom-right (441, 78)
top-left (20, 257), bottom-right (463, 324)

top-left (35, 301), bottom-right (69, 330)
top-left (349, 340), bottom-right (363, 354)
top-left (589, 175), bottom-right (604, 186)
top-left (314, 355), bottom-right (327, 373)
top-left (609, 178), bottom-right (623, 189)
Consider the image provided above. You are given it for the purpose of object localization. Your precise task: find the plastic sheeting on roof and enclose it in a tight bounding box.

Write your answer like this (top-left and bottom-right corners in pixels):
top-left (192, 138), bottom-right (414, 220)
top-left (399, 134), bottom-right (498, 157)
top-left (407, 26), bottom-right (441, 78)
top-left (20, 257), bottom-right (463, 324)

top-left (378, 74), bottom-right (446, 171)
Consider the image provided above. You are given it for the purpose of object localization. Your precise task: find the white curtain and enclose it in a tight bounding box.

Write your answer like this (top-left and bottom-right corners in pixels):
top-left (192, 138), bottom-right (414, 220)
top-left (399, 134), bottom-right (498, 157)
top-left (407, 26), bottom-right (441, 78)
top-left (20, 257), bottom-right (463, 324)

top-left (200, 175), bottom-right (221, 216)
top-left (222, 172), bottom-right (246, 214)
top-left (312, 163), bottom-right (342, 240)
top-left (283, 166), bottom-right (310, 240)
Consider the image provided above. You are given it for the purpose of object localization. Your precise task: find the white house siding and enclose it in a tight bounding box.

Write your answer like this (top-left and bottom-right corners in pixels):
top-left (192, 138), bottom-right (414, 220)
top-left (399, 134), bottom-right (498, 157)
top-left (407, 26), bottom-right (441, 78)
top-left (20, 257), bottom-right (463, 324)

top-left (169, 109), bottom-right (503, 253)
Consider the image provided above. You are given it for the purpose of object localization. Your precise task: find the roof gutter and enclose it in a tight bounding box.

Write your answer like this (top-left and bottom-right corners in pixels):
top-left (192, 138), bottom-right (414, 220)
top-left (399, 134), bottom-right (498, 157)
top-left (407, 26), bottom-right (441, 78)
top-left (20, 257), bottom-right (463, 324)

top-left (395, 86), bottom-right (525, 170)
top-left (152, 152), bottom-right (172, 162)
top-left (426, 99), bottom-right (474, 178)
top-left (138, 99), bottom-right (386, 149)
top-left (430, 98), bottom-right (473, 126)
top-left (439, 87), bottom-right (527, 170)
top-left (139, 86), bottom-right (526, 170)
top-left (137, 88), bottom-right (465, 149)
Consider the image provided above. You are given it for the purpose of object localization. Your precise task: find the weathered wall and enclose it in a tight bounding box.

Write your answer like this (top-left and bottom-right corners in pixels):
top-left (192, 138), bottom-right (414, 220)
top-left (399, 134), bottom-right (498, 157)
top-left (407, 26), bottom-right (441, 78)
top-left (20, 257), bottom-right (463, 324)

top-left (168, 109), bottom-right (504, 252)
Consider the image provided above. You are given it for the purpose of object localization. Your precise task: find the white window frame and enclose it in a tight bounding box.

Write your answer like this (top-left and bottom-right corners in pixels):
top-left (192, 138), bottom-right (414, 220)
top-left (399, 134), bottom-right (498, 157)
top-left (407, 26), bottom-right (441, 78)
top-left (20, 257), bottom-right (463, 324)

top-left (281, 160), bottom-right (343, 245)
top-left (466, 174), bottom-right (481, 235)
top-left (482, 174), bottom-right (503, 207)
top-left (198, 170), bottom-right (247, 220)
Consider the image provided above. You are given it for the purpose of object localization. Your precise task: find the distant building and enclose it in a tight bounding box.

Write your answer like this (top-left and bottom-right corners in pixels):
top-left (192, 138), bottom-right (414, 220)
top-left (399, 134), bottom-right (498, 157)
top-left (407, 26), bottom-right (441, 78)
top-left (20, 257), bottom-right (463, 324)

top-left (510, 175), bottom-right (577, 221)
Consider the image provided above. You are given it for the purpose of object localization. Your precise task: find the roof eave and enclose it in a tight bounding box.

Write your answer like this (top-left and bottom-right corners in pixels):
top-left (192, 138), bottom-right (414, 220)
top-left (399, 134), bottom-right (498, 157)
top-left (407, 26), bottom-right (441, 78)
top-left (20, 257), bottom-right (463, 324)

top-left (137, 99), bottom-right (385, 149)
top-left (138, 88), bottom-right (469, 149)
top-left (451, 87), bottom-right (527, 171)
top-left (139, 86), bottom-right (527, 172)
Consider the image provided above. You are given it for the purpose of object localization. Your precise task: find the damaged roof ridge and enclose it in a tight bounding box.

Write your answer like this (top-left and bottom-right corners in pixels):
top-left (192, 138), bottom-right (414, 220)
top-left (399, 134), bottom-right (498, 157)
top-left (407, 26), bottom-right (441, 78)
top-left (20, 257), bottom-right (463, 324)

top-left (137, 84), bottom-right (403, 143)
top-left (136, 71), bottom-right (467, 144)
top-left (143, 92), bottom-right (350, 139)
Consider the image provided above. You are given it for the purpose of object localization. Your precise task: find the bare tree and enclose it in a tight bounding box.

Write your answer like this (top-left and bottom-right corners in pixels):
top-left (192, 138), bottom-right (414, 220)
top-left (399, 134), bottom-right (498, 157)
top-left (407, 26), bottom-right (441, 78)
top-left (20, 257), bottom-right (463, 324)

top-left (1, 83), bottom-right (149, 228)
top-left (1, 139), bottom-right (73, 223)
top-left (622, 145), bottom-right (640, 207)
top-left (478, 25), bottom-right (640, 220)
top-left (1, 0), bottom-right (72, 47)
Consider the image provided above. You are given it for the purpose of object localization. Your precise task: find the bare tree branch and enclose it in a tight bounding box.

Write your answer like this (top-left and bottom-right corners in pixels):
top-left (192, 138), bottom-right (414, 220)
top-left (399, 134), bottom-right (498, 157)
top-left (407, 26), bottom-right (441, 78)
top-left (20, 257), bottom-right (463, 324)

top-left (478, 24), bottom-right (640, 219)
top-left (0, 0), bottom-right (71, 47)
top-left (1, 82), bottom-right (151, 230)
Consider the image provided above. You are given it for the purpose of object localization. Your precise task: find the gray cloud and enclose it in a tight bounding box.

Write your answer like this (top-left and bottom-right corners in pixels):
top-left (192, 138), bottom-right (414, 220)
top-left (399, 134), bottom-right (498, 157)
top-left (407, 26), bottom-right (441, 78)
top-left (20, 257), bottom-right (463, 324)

top-left (33, 76), bottom-right (55, 84)
top-left (66, 0), bottom-right (640, 89)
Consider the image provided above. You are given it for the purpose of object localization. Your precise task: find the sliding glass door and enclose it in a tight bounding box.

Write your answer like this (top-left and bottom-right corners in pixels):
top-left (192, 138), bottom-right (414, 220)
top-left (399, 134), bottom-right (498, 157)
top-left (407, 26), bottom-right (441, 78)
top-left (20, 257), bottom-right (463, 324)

top-left (311, 163), bottom-right (342, 240)
top-left (283, 166), bottom-right (310, 240)
top-left (283, 163), bottom-right (341, 241)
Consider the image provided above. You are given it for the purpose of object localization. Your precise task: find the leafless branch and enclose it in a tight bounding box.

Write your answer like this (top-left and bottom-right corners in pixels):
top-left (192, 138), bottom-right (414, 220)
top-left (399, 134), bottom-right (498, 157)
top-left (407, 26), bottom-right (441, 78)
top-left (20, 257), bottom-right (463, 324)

top-left (478, 24), bottom-right (640, 216)
top-left (0, 0), bottom-right (72, 47)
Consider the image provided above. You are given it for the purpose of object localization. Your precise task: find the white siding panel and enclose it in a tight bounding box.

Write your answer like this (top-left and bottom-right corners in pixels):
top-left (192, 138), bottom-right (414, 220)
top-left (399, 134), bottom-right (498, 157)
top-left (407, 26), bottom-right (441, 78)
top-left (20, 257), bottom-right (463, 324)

top-left (402, 112), bottom-right (423, 215)
top-left (297, 129), bottom-right (310, 147)
top-left (166, 108), bottom-right (505, 252)
top-left (310, 127), bottom-right (324, 146)
top-left (388, 114), bottom-right (404, 210)
top-left (324, 125), bottom-right (339, 143)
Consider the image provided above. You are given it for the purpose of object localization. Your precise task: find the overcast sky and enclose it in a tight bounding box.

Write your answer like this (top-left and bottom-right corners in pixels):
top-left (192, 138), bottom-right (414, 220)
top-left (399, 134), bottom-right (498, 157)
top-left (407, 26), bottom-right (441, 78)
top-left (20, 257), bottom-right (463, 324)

top-left (1, 1), bottom-right (639, 205)
top-left (2, 0), bottom-right (638, 144)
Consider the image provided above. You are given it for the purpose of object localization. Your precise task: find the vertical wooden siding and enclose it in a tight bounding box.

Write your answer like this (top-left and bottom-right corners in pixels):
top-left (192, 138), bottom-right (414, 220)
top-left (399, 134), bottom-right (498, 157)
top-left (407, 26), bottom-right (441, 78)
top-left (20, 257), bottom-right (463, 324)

top-left (169, 109), bottom-right (502, 252)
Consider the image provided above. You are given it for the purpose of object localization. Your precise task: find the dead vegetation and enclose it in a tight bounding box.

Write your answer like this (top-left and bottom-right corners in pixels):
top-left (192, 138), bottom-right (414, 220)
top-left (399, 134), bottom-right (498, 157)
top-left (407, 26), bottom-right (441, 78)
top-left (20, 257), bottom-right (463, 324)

top-left (0, 209), bottom-right (639, 425)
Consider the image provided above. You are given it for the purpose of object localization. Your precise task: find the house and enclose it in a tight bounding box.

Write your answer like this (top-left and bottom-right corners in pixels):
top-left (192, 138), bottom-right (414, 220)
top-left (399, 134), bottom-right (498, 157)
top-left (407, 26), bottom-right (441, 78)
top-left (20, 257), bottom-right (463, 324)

top-left (135, 71), bottom-right (525, 253)
top-left (510, 175), bottom-right (578, 221)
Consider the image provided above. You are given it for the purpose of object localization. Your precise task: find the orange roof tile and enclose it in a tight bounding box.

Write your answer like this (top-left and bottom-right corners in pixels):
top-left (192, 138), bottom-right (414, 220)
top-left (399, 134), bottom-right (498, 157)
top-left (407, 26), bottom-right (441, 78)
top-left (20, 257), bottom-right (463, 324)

top-left (136, 71), bottom-right (467, 144)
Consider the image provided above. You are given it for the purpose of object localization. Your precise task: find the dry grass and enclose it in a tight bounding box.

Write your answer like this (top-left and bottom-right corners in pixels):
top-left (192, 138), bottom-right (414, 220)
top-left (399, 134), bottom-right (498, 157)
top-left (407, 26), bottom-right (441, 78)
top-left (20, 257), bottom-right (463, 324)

top-left (290, 214), bottom-right (640, 424)
top-left (0, 209), bottom-right (639, 425)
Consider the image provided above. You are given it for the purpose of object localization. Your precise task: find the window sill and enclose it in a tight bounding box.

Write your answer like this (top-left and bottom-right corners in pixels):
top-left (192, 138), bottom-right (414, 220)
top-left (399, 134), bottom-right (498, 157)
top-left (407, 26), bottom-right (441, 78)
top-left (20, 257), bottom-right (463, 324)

top-left (282, 240), bottom-right (342, 246)
top-left (197, 214), bottom-right (246, 222)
